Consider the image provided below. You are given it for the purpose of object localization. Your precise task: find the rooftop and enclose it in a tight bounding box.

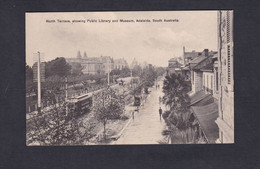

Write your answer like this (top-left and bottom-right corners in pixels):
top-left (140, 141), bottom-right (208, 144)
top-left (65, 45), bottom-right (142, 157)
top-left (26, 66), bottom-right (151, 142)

top-left (191, 102), bottom-right (219, 143)
top-left (184, 51), bottom-right (201, 59)
top-left (189, 56), bottom-right (207, 64)
top-left (200, 62), bottom-right (214, 72)
top-left (189, 90), bottom-right (212, 106)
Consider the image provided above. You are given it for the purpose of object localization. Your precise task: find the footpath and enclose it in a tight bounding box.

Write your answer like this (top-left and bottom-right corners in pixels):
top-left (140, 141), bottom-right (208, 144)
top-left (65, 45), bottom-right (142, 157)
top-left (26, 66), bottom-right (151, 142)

top-left (112, 79), bottom-right (166, 144)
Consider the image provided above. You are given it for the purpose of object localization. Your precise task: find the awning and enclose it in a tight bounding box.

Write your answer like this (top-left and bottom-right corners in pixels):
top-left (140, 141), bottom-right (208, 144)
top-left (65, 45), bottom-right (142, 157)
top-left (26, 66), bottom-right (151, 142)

top-left (191, 102), bottom-right (219, 143)
top-left (189, 90), bottom-right (212, 106)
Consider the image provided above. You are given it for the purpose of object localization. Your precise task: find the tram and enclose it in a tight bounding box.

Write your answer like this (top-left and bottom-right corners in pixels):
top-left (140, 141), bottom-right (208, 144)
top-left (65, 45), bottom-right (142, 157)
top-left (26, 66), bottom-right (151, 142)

top-left (67, 93), bottom-right (93, 116)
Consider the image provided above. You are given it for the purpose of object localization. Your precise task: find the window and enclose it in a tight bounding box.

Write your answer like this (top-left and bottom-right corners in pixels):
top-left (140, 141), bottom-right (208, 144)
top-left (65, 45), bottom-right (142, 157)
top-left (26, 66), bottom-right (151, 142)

top-left (211, 75), bottom-right (213, 90)
top-left (203, 74), bottom-right (205, 90)
top-left (226, 11), bottom-right (232, 85)
top-left (226, 11), bottom-right (231, 43)
top-left (207, 75), bottom-right (208, 92)
top-left (227, 45), bottom-right (231, 84)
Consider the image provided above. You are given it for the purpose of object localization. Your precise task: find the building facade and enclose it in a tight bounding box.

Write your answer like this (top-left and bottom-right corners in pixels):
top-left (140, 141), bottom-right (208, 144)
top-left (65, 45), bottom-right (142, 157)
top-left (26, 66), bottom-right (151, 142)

top-left (114, 58), bottom-right (128, 70)
top-left (66, 51), bottom-right (127, 75)
top-left (188, 49), bottom-right (217, 94)
top-left (215, 10), bottom-right (234, 143)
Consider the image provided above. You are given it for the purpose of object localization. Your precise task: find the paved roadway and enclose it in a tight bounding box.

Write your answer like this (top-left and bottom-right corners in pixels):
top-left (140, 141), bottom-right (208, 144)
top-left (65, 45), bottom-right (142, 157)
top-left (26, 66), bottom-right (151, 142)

top-left (114, 79), bottom-right (166, 144)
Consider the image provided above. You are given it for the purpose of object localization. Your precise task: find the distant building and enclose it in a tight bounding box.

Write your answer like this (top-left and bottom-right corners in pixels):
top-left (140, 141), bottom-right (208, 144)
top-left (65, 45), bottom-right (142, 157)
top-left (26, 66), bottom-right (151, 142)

top-left (183, 47), bottom-right (201, 65)
top-left (114, 58), bottom-right (128, 70)
top-left (188, 49), bottom-right (217, 94)
top-left (167, 58), bottom-right (182, 74)
top-left (81, 58), bottom-right (102, 75)
top-left (100, 56), bottom-right (114, 74)
top-left (215, 10), bottom-right (234, 143)
top-left (131, 58), bottom-right (138, 69)
top-left (183, 46), bottom-right (217, 66)
top-left (66, 51), bottom-right (126, 75)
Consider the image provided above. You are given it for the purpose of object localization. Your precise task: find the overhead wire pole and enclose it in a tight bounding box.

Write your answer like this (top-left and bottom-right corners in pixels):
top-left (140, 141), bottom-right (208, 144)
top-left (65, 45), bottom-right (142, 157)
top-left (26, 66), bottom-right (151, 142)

top-left (37, 51), bottom-right (41, 114)
top-left (108, 61), bottom-right (110, 87)
top-left (65, 76), bottom-right (68, 116)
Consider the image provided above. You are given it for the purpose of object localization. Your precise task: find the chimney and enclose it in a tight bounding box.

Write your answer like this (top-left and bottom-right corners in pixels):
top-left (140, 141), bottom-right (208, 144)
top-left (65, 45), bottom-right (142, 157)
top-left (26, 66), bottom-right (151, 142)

top-left (203, 49), bottom-right (209, 57)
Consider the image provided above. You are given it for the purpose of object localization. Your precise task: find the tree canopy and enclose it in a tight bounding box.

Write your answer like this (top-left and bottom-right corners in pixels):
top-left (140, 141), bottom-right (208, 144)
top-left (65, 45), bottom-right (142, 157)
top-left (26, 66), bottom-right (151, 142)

top-left (92, 87), bottom-right (125, 140)
top-left (162, 73), bottom-right (190, 113)
top-left (45, 57), bottom-right (72, 77)
top-left (161, 73), bottom-right (193, 143)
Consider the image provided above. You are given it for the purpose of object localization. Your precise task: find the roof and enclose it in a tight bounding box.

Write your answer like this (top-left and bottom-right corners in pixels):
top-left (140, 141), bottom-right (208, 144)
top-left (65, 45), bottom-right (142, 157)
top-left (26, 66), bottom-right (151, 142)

top-left (212, 53), bottom-right (218, 59)
top-left (189, 56), bottom-right (207, 64)
top-left (191, 102), bottom-right (219, 143)
top-left (182, 66), bottom-right (189, 71)
top-left (190, 90), bottom-right (212, 106)
top-left (168, 58), bottom-right (177, 62)
top-left (184, 52), bottom-right (201, 59)
top-left (200, 62), bottom-right (214, 72)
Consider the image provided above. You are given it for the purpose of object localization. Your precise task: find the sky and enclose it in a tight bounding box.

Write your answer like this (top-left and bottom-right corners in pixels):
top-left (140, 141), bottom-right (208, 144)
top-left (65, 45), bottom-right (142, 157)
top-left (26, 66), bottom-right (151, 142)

top-left (26, 11), bottom-right (217, 67)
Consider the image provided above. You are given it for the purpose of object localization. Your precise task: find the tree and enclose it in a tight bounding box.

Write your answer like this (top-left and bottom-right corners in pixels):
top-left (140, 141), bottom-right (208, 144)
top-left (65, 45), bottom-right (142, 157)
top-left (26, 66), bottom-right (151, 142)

top-left (45, 57), bottom-right (71, 77)
top-left (92, 87), bottom-right (125, 141)
top-left (161, 73), bottom-right (192, 143)
top-left (70, 62), bottom-right (83, 75)
top-left (27, 99), bottom-right (95, 145)
top-left (26, 63), bottom-right (33, 81)
top-left (132, 64), bottom-right (142, 77)
top-left (162, 73), bottom-right (190, 112)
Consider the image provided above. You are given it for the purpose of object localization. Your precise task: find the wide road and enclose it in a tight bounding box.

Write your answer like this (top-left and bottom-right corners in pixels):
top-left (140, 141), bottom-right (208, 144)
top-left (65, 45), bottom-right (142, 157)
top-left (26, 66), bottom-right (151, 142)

top-left (114, 79), bottom-right (166, 144)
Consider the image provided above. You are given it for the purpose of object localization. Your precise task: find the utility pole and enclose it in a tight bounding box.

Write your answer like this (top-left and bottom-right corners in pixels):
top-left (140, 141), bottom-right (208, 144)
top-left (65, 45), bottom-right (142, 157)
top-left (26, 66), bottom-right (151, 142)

top-left (65, 76), bottom-right (68, 116)
top-left (37, 51), bottom-right (41, 114)
top-left (108, 61), bottom-right (110, 86)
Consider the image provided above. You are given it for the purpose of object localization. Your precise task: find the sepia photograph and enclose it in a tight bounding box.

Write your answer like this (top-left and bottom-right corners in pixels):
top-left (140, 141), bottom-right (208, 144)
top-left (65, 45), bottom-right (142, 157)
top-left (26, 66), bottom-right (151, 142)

top-left (25, 11), bottom-right (234, 145)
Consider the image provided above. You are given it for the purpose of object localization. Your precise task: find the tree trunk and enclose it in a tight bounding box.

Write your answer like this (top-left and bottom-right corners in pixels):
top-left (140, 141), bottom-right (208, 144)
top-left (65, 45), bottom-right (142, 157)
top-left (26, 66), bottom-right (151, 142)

top-left (186, 129), bottom-right (189, 143)
top-left (103, 121), bottom-right (106, 141)
top-left (181, 131), bottom-right (186, 144)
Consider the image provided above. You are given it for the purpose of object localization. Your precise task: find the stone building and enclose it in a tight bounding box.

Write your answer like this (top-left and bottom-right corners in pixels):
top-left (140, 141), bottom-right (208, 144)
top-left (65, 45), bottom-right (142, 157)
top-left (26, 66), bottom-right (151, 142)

top-left (66, 51), bottom-right (127, 75)
top-left (100, 56), bottom-right (114, 74)
top-left (114, 58), bottom-right (128, 70)
top-left (215, 10), bottom-right (234, 143)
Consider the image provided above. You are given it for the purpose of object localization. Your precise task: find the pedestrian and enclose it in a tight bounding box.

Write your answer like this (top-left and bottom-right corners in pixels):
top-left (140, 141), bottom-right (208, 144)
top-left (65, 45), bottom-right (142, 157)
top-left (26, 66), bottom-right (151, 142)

top-left (132, 110), bottom-right (135, 120)
top-left (159, 107), bottom-right (163, 121)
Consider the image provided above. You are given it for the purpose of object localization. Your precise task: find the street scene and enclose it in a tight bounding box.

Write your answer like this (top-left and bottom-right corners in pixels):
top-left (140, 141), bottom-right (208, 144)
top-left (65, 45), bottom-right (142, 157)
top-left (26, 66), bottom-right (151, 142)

top-left (26, 11), bottom-right (234, 145)
top-left (114, 79), bottom-right (166, 144)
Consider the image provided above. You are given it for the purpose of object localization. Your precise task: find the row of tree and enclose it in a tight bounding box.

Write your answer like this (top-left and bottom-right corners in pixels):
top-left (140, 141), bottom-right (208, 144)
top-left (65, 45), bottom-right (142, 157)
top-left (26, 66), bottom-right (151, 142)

top-left (27, 85), bottom-right (126, 145)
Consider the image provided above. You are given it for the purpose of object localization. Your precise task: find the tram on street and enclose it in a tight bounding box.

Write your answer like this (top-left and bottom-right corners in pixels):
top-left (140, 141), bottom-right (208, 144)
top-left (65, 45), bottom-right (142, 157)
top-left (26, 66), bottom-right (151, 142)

top-left (67, 93), bottom-right (93, 116)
